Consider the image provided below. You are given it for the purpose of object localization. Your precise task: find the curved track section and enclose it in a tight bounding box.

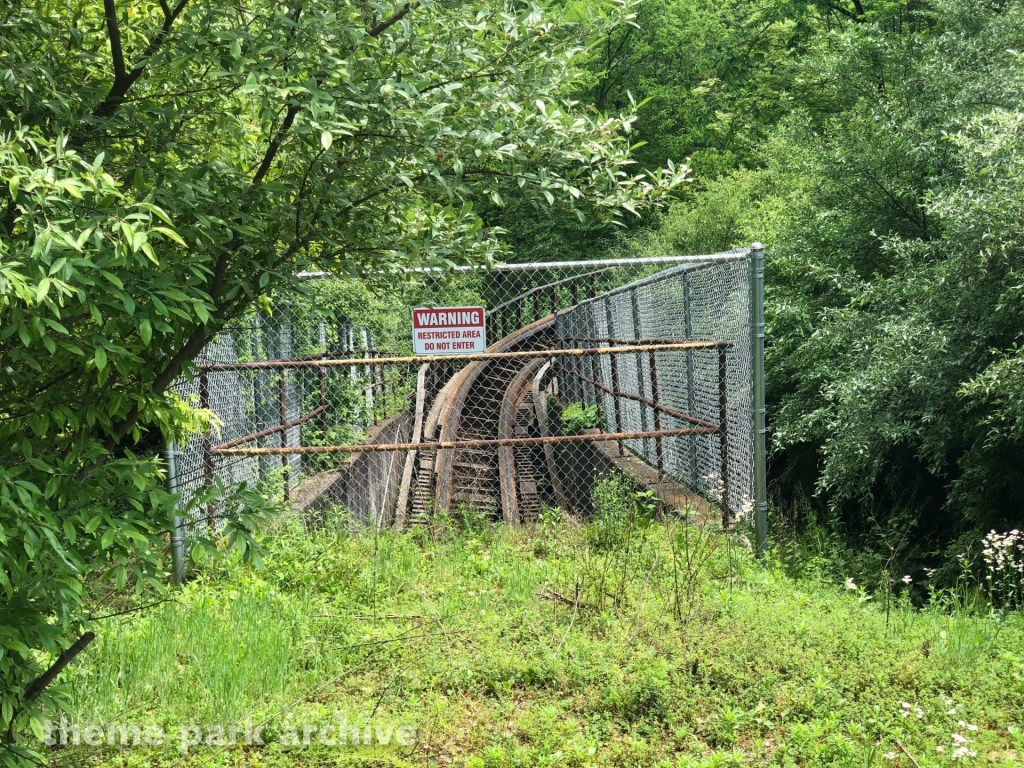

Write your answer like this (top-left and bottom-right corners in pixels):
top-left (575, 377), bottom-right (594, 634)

top-left (399, 315), bottom-right (555, 524)
top-left (435, 315), bottom-right (554, 517)
top-left (497, 357), bottom-right (547, 524)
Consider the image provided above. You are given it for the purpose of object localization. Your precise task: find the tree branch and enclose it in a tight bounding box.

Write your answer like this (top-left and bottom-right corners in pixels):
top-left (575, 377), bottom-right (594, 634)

top-left (7, 631), bottom-right (96, 742)
top-left (89, 599), bottom-right (177, 621)
top-left (248, 2), bottom-right (306, 187)
top-left (828, 2), bottom-right (865, 22)
top-left (368, 3), bottom-right (413, 38)
top-left (252, 104), bottom-right (301, 185)
top-left (92, 0), bottom-right (192, 121)
top-left (103, 0), bottom-right (127, 82)
top-left (420, 70), bottom-right (500, 94)
top-left (23, 632), bottom-right (96, 704)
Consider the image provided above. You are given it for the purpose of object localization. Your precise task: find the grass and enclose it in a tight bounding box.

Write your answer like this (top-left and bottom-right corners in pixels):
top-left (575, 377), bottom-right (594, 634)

top-left (47, 476), bottom-right (1024, 768)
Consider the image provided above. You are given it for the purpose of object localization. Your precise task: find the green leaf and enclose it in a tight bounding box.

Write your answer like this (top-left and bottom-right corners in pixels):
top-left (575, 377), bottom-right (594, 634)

top-left (100, 528), bottom-right (116, 550)
top-left (93, 346), bottom-right (107, 371)
top-left (153, 226), bottom-right (185, 245)
top-left (139, 319), bottom-right (152, 346)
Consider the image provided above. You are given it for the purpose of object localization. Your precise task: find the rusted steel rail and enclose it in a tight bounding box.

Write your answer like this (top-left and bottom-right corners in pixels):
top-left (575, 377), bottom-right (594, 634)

top-left (214, 403), bottom-right (330, 450)
top-left (434, 315), bottom-right (554, 516)
top-left (560, 335), bottom-right (700, 346)
top-left (195, 341), bottom-right (730, 372)
top-left (211, 428), bottom-right (717, 455)
top-left (567, 369), bottom-right (720, 431)
top-left (498, 358), bottom-right (547, 524)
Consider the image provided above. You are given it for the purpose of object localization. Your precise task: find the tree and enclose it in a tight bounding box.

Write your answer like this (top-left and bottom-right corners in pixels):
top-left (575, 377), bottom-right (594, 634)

top-left (0, 0), bottom-right (685, 758)
top-left (626, 0), bottom-right (1024, 542)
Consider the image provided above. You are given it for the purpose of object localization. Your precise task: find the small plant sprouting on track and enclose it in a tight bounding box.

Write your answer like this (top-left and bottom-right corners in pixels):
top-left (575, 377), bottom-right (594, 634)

top-left (558, 402), bottom-right (600, 435)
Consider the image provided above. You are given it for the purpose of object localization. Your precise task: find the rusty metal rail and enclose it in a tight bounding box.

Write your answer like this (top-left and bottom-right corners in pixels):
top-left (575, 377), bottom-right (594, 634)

top-left (210, 428), bottom-right (717, 455)
top-left (195, 341), bottom-right (729, 372)
top-left (216, 404), bottom-right (330, 450)
top-left (567, 368), bottom-right (720, 431)
top-left (206, 331), bottom-right (733, 525)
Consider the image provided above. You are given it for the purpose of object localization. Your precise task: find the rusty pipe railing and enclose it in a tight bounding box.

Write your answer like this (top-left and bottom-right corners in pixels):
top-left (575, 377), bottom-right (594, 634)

top-left (210, 427), bottom-right (719, 456)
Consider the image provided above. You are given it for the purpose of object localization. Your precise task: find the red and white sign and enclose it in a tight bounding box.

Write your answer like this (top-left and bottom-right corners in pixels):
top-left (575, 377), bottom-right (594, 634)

top-left (411, 306), bottom-right (487, 355)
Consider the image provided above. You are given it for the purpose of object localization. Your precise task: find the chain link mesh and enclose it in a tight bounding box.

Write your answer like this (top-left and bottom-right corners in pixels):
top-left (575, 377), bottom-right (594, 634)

top-left (171, 252), bottom-right (754, 534)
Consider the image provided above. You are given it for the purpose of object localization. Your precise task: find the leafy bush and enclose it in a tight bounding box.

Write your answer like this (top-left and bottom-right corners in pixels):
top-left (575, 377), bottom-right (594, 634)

top-left (624, 0), bottom-right (1024, 544)
top-left (0, 0), bottom-right (684, 755)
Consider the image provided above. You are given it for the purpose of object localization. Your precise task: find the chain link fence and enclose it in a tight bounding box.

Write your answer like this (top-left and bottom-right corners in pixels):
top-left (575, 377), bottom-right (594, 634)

top-left (170, 249), bottom-right (767, 546)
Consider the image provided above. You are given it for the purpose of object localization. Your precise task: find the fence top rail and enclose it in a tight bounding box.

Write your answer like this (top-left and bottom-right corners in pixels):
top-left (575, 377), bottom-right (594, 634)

top-left (195, 341), bottom-right (734, 372)
top-left (295, 250), bottom-right (749, 280)
top-left (567, 248), bottom-right (751, 312)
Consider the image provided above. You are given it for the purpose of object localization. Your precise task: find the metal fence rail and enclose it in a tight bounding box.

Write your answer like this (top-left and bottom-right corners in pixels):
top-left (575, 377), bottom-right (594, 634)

top-left (170, 249), bottom-right (767, 553)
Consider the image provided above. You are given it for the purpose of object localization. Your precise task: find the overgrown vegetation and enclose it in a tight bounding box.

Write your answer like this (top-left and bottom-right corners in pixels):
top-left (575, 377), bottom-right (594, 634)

top-left (53, 498), bottom-right (1024, 767)
top-left (513, 0), bottom-right (1024, 558)
top-left (4, 0), bottom-right (1024, 763)
top-left (0, 0), bottom-right (685, 753)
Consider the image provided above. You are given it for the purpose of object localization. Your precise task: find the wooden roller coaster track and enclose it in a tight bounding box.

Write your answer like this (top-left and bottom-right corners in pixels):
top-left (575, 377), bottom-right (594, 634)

top-left (401, 315), bottom-right (555, 525)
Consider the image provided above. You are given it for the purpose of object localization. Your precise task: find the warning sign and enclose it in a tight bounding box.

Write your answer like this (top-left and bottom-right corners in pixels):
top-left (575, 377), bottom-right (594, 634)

top-left (411, 306), bottom-right (487, 355)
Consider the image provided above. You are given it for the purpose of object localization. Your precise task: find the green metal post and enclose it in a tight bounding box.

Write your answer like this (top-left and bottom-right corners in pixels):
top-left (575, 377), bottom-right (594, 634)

top-left (750, 243), bottom-right (768, 557)
top-left (164, 441), bottom-right (187, 585)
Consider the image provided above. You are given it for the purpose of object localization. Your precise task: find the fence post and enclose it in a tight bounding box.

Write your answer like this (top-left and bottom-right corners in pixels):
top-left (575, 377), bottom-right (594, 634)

top-left (629, 289), bottom-right (650, 460)
top-left (718, 346), bottom-right (729, 528)
top-left (279, 370), bottom-right (290, 502)
top-left (604, 297), bottom-right (624, 455)
top-left (649, 351), bottom-right (664, 477)
top-left (199, 370), bottom-right (215, 532)
top-left (318, 322), bottom-right (328, 439)
top-left (362, 327), bottom-right (373, 424)
top-left (683, 271), bottom-right (698, 487)
top-left (750, 242), bottom-right (768, 557)
top-left (163, 441), bottom-right (187, 586)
